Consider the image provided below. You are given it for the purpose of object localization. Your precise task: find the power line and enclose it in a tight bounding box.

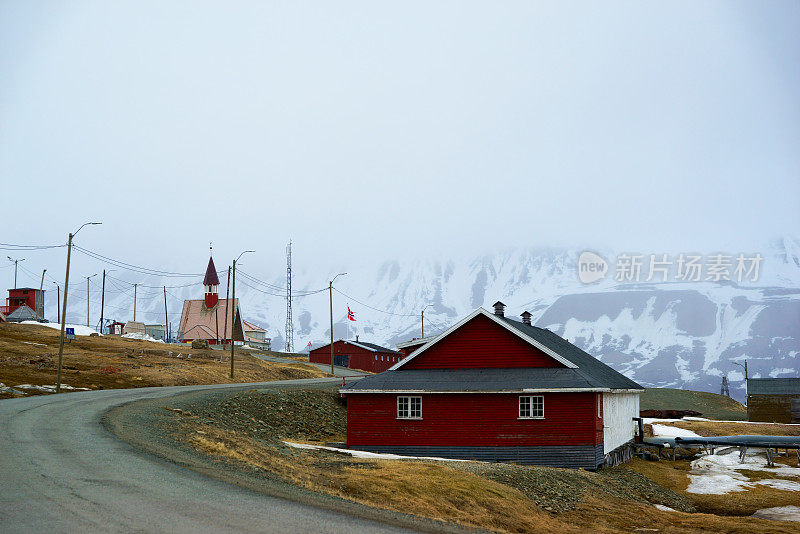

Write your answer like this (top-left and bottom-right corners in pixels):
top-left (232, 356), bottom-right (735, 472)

top-left (332, 288), bottom-right (418, 317)
top-left (0, 242), bottom-right (66, 250)
top-left (72, 246), bottom-right (205, 277)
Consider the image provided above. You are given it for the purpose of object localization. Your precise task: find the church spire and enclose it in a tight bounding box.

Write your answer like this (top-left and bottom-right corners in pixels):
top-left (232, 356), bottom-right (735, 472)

top-left (203, 252), bottom-right (220, 308)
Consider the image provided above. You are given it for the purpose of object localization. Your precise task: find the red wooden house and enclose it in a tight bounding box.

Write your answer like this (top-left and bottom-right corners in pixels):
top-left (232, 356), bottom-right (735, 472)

top-left (309, 339), bottom-right (403, 373)
top-left (341, 302), bottom-right (643, 469)
top-left (2, 288), bottom-right (45, 321)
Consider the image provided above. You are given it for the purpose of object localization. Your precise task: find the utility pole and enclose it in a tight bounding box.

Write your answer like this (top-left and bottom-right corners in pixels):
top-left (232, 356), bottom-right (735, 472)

top-left (7, 256), bottom-right (24, 289)
top-left (85, 274), bottom-right (97, 327)
top-left (285, 240), bottom-right (294, 352)
top-left (163, 286), bottom-right (168, 342)
top-left (53, 282), bottom-right (60, 324)
top-left (329, 272), bottom-right (346, 375)
top-left (56, 221), bottom-right (101, 393)
top-left (40, 269), bottom-right (46, 290)
top-left (100, 270), bottom-right (106, 334)
top-left (421, 304), bottom-right (432, 339)
top-left (223, 266), bottom-right (231, 344)
top-left (230, 251), bottom-right (254, 379)
top-left (133, 283), bottom-right (137, 321)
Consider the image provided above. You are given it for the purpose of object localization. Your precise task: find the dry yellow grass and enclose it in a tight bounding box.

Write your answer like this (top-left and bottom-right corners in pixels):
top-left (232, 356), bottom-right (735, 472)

top-left (185, 423), bottom-right (800, 533)
top-left (0, 322), bottom-right (325, 398)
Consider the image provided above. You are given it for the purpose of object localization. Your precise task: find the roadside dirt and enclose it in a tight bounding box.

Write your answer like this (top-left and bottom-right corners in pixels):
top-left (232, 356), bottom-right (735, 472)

top-left (0, 322), bottom-right (325, 399)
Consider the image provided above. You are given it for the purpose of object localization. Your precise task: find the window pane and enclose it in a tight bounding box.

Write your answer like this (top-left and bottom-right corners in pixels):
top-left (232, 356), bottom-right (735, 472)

top-left (397, 397), bottom-right (408, 418)
top-left (410, 397), bottom-right (421, 418)
top-left (519, 396), bottom-right (530, 418)
top-left (532, 396), bottom-right (544, 418)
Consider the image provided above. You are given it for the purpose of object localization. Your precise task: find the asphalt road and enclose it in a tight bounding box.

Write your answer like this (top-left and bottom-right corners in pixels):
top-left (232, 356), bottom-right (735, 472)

top-left (0, 378), bottom-right (417, 533)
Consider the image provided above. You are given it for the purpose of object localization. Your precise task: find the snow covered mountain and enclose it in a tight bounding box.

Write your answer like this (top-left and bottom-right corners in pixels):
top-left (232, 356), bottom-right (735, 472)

top-left (64, 237), bottom-right (800, 401)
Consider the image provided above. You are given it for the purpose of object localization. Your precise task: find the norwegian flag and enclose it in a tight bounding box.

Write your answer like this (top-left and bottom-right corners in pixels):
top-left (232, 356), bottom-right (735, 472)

top-left (347, 306), bottom-right (356, 321)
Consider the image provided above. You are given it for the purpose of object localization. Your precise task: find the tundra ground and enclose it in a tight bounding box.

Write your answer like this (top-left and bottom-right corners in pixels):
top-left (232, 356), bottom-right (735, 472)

top-left (0, 322), bottom-right (325, 399)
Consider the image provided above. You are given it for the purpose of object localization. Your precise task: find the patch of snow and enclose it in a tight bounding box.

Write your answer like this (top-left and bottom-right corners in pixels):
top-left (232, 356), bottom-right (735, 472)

top-left (752, 506), bottom-right (800, 522)
top-left (14, 384), bottom-right (91, 393)
top-left (121, 332), bottom-right (165, 343)
top-left (686, 449), bottom-right (800, 495)
top-left (757, 479), bottom-right (800, 492)
top-left (20, 321), bottom-right (102, 336)
top-left (653, 504), bottom-right (678, 512)
top-left (21, 341), bottom-right (47, 347)
top-left (283, 441), bottom-right (471, 462)
top-left (650, 424), bottom-right (702, 438)
top-left (769, 368), bottom-right (797, 378)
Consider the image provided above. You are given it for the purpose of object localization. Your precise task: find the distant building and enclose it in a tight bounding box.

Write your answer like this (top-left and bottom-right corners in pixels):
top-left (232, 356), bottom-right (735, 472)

top-left (747, 378), bottom-right (800, 423)
top-left (123, 321), bottom-right (146, 335)
top-left (177, 255), bottom-right (244, 345)
top-left (243, 321), bottom-right (271, 351)
top-left (309, 338), bottom-right (403, 373)
top-left (2, 288), bottom-right (45, 321)
top-left (145, 324), bottom-right (166, 341)
top-left (107, 321), bottom-right (125, 335)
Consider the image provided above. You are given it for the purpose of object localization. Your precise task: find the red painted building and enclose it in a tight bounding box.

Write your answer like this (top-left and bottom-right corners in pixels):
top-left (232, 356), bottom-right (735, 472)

top-left (309, 339), bottom-right (402, 373)
top-left (2, 288), bottom-right (45, 321)
top-left (341, 302), bottom-right (644, 469)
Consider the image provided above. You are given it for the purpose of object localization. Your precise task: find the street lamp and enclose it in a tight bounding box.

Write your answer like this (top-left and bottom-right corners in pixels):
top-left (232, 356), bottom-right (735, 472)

top-left (7, 256), bottom-right (25, 289)
top-left (421, 304), bottom-right (433, 338)
top-left (732, 359), bottom-right (749, 403)
top-left (230, 250), bottom-right (255, 379)
top-left (56, 221), bottom-right (101, 393)
top-left (85, 274), bottom-right (98, 327)
top-left (52, 282), bottom-right (60, 324)
top-left (329, 272), bottom-right (347, 375)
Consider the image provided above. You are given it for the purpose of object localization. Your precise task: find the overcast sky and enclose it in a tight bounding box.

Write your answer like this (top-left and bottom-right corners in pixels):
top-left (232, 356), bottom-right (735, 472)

top-left (2, 1), bottom-right (798, 282)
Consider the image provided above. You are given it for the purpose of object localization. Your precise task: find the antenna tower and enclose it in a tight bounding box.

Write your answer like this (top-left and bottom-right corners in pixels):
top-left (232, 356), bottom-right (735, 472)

top-left (285, 240), bottom-right (294, 352)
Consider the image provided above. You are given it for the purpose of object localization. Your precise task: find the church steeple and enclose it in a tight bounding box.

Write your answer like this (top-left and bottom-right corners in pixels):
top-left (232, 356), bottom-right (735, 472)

top-left (203, 247), bottom-right (220, 309)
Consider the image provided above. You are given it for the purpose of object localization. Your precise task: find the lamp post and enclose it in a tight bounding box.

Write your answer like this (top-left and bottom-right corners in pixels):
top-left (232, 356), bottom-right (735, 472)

top-left (732, 359), bottom-right (749, 404)
top-left (329, 272), bottom-right (347, 375)
top-left (230, 250), bottom-right (254, 379)
top-left (40, 269), bottom-right (47, 290)
top-left (85, 274), bottom-right (97, 327)
top-left (52, 282), bottom-right (60, 324)
top-left (7, 256), bottom-right (25, 289)
top-left (421, 304), bottom-right (433, 338)
top-left (56, 222), bottom-right (101, 393)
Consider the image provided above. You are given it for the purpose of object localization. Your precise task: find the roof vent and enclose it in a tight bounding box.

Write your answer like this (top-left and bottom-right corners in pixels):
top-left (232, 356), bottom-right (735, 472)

top-left (493, 301), bottom-right (506, 317)
top-left (520, 311), bottom-right (532, 325)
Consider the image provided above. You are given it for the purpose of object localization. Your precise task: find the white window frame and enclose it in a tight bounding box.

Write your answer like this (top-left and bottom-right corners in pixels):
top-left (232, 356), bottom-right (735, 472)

top-left (598, 394), bottom-right (602, 418)
top-left (519, 395), bottom-right (544, 419)
top-left (397, 396), bottom-right (422, 420)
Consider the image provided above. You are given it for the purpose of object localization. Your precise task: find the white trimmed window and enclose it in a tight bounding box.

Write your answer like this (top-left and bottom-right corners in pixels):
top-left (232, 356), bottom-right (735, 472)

top-left (519, 395), bottom-right (544, 419)
top-left (397, 396), bottom-right (422, 419)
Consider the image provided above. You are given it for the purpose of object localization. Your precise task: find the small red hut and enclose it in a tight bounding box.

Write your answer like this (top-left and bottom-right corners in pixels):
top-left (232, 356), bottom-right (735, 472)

top-left (341, 303), bottom-right (643, 469)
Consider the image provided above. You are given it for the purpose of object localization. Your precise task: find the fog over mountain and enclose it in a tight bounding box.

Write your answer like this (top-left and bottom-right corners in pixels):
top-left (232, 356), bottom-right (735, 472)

top-left (51, 236), bottom-right (800, 402)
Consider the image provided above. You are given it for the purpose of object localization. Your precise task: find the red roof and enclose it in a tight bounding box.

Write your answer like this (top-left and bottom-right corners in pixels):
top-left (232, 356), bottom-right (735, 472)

top-left (203, 256), bottom-right (220, 286)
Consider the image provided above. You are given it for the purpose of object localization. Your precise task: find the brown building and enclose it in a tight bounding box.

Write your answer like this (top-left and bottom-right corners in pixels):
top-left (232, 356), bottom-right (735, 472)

top-left (746, 378), bottom-right (800, 423)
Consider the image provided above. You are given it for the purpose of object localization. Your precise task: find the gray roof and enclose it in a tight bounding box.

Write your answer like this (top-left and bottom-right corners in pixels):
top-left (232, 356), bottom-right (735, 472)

top-left (747, 378), bottom-right (800, 396)
top-left (313, 339), bottom-right (400, 354)
top-left (344, 314), bottom-right (643, 393)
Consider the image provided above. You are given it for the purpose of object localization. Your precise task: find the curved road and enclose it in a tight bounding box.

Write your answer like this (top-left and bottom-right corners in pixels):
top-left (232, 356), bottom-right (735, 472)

top-left (0, 378), bottom-right (418, 533)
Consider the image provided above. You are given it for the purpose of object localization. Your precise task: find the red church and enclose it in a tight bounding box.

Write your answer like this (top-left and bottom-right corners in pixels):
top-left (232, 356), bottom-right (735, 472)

top-left (341, 302), bottom-right (643, 469)
top-left (177, 255), bottom-right (244, 345)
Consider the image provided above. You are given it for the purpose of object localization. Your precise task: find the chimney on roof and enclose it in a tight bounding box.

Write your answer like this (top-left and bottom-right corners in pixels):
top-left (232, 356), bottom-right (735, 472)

top-left (355, 335), bottom-right (359, 342)
top-left (493, 301), bottom-right (506, 317)
top-left (521, 311), bottom-right (532, 325)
